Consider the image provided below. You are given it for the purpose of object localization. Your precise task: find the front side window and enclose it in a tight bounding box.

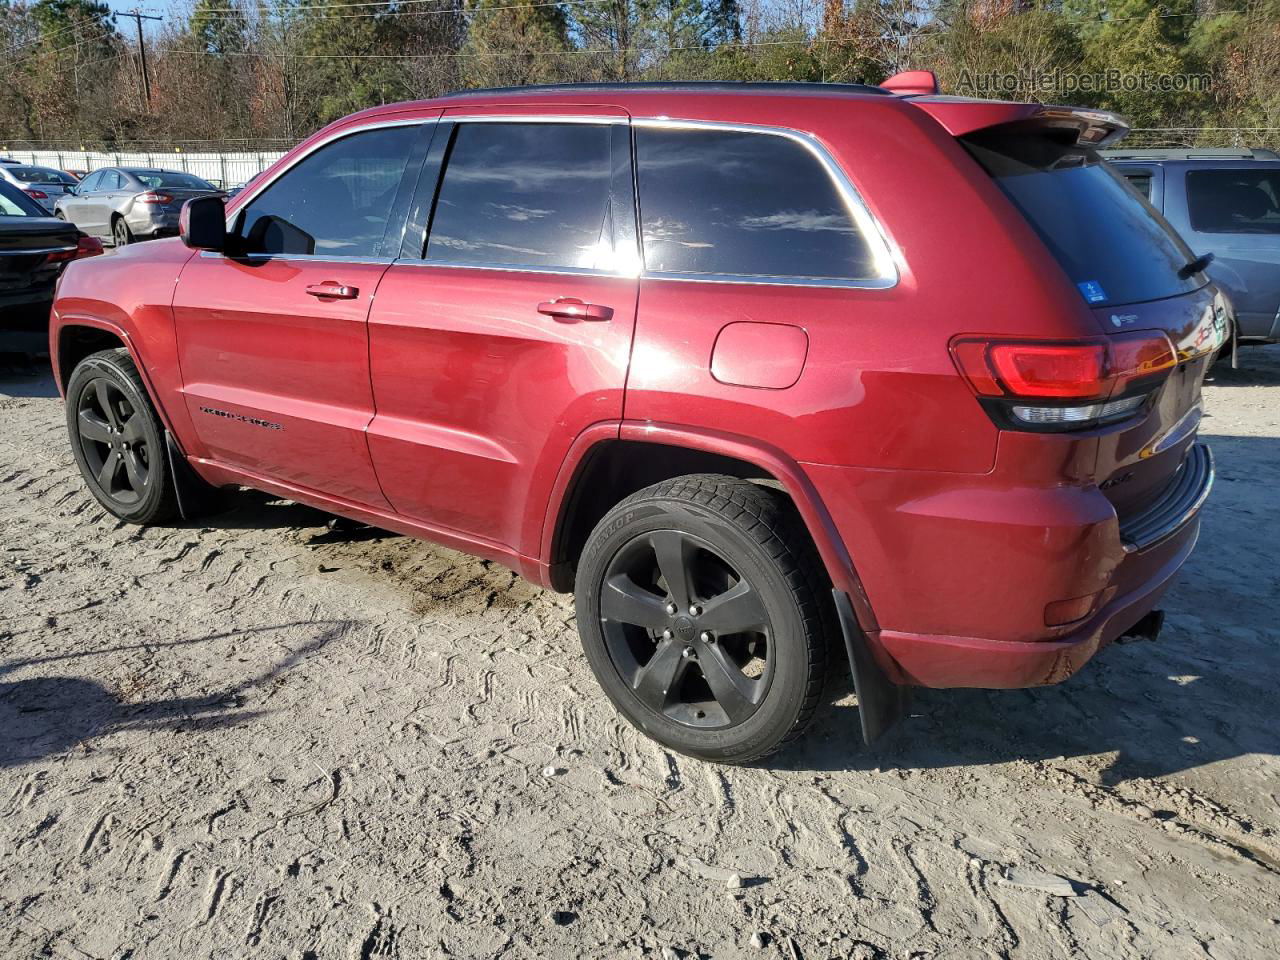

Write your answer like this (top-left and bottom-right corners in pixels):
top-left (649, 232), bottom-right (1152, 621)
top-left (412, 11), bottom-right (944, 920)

top-left (635, 127), bottom-right (879, 281)
top-left (425, 122), bottom-right (615, 270)
top-left (78, 171), bottom-right (103, 192)
top-left (1187, 168), bottom-right (1280, 234)
top-left (239, 124), bottom-right (418, 257)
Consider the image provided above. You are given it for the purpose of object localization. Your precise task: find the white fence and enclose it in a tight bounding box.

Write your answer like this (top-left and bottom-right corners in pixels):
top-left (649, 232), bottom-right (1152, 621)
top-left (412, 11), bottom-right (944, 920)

top-left (1, 149), bottom-right (288, 189)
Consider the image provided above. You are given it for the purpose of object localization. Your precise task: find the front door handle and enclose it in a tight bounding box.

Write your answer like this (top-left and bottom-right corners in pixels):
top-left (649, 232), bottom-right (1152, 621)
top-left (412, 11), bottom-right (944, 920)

top-left (537, 297), bottom-right (613, 322)
top-left (306, 282), bottom-right (359, 300)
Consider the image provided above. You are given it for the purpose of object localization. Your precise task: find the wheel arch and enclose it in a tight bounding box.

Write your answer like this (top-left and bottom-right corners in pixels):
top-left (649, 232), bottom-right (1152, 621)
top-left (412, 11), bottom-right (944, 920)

top-left (54, 320), bottom-right (176, 438)
top-left (542, 422), bottom-right (878, 633)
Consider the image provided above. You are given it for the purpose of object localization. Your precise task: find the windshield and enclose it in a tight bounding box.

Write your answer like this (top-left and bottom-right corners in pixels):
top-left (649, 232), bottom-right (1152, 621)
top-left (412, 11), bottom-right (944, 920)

top-left (963, 129), bottom-right (1202, 308)
top-left (0, 180), bottom-right (46, 217)
top-left (8, 166), bottom-right (76, 185)
top-left (128, 170), bottom-right (214, 191)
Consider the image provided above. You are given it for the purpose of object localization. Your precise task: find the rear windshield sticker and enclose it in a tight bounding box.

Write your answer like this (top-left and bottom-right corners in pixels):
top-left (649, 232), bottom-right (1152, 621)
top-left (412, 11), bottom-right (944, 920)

top-left (1077, 280), bottom-right (1107, 303)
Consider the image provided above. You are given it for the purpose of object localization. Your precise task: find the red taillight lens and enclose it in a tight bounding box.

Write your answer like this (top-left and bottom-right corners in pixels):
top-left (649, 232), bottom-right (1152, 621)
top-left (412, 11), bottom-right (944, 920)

top-left (137, 192), bottom-right (172, 204)
top-left (75, 235), bottom-right (104, 259)
top-left (951, 333), bottom-right (1176, 401)
top-left (25, 188), bottom-right (49, 200)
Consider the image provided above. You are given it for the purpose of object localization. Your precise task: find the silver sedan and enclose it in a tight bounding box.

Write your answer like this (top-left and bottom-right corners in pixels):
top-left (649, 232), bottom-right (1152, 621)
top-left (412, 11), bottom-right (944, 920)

top-left (53, 167), bottom-right (223, 246)
top-left (0, 164), bottom-right (79, 213)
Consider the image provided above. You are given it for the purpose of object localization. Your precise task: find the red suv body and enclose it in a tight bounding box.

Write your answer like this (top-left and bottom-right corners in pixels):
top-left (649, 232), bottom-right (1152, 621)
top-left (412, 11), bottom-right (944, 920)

top-left (50, 82), bottom-right (1223, 762)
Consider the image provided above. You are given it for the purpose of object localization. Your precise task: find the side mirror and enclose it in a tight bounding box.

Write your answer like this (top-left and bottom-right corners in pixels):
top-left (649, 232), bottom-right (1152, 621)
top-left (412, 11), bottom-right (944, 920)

top-left (180, 195), bottom-right (227, 251)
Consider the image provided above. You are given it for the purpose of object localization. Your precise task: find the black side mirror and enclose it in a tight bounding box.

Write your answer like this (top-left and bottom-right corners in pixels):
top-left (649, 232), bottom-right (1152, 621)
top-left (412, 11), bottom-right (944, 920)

top-left (180, 195), bottom-right (227, 251)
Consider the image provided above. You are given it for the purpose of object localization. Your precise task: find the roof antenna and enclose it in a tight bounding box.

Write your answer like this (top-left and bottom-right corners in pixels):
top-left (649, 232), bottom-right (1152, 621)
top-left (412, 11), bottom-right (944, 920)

top-left (880, 70), bottom-right (939, 96)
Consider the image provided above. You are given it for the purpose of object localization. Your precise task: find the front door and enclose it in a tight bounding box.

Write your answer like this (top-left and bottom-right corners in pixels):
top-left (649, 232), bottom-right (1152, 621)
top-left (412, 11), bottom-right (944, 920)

top-left (366, 112), bottom-right (639, 553)
top-left (172, 120), bottom-right (434, 508)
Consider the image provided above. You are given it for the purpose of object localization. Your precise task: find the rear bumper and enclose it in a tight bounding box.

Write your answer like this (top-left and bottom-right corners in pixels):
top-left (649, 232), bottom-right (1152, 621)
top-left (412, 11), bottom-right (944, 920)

top-left (874, 515), bottom-right (1197, 687)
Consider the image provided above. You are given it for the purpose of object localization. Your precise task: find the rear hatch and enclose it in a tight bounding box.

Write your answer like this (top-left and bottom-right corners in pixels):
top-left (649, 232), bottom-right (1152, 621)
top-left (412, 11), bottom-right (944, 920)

top-left (942, 108), bottom-right (1225, 521)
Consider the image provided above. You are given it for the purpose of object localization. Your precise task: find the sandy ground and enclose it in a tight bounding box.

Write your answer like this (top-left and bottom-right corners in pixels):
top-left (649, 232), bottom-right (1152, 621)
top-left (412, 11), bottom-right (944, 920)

top-left (0, 346), bottom-right (1277, 960)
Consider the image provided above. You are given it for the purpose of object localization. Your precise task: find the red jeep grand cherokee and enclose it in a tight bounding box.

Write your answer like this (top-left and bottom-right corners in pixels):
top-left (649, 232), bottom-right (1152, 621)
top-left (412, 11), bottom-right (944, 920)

top-left (50, 79), bottom-right (1223, 763)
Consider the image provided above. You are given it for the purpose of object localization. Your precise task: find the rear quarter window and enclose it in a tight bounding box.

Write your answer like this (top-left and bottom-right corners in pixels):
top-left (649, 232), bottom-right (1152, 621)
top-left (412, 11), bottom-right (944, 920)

top-left (1186, 168), bottom-right (1280, 234)
top-left (634, 126), bottom-right (885, 282)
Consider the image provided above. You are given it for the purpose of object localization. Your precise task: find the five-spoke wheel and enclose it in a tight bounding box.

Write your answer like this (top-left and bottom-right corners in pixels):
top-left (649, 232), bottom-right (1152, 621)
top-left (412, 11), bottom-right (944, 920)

top-left (576, 474), bottom-right (831, 764)
top-left (65, 348), bottom-right (180, 524)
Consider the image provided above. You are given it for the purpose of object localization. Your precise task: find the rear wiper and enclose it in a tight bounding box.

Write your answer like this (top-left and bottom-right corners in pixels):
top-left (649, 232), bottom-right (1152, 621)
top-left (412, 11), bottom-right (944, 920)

top-left (1178, 252), bottom-right (1214, 279)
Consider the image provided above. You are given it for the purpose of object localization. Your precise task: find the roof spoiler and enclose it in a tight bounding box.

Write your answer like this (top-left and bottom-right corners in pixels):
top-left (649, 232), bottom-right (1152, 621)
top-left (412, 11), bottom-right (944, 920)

top-left (908, 98), bottom-right (1130, 148)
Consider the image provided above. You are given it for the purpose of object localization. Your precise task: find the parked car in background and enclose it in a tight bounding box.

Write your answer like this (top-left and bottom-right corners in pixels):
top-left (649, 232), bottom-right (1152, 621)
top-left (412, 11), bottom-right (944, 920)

top-left (64, 169), bottom-right (88, 181)
top-left (1106, 148), bottom-right (1280, 346)
top-left (50, 80), bottom-right (1223, 762)
top-left (54, 167), bottom-right (223, 247)
top-left (0, 164), bottom-right (80, 213)
top-left (1, 180), bottom-right (102, 352)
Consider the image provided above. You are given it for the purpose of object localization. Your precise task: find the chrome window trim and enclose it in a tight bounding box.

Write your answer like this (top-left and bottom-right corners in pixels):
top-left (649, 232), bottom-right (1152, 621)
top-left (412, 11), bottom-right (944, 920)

top-left (224, 116), bottom-right (432, 231)
top-left (198, 251), bottom-right (392, 266)
top-left (443, 114), bottom-right (628, 125)
top-left (631, 117), bottom-right (900, 290)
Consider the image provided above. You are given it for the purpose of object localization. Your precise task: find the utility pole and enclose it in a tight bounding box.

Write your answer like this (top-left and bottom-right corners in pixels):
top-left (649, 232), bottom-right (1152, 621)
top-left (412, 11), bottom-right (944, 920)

top-left (115, 9), bottom-right (162, 109)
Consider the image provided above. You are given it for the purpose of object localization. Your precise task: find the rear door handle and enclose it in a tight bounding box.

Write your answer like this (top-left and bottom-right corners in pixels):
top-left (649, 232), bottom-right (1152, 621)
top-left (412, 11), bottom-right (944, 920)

top-left (537, 297), bottom-right (613, 322)
top-left (305, 282), bottom-right (359, 300)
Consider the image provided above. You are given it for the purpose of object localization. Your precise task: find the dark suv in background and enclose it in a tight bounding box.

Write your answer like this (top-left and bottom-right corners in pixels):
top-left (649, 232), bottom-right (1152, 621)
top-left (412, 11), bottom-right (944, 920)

top-left (1106, 148), bottom-right (1280, 347)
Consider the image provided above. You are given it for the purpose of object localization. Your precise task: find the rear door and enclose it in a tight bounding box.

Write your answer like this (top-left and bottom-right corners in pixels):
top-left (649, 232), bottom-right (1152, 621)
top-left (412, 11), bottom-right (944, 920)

top-left (366, 110), bottom-right (639, 552)
top-left (172, 119), bottom-right (434, 507)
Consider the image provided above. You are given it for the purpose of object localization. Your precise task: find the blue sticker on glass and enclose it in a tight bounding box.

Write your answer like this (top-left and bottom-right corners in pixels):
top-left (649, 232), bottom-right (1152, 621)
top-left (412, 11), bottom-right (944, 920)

top-left (1077, 280), bottom-right (1107, 303)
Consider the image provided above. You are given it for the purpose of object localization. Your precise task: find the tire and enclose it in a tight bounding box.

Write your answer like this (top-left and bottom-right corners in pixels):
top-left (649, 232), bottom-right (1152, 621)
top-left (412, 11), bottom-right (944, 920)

top-left (112, 216), bottom-right (132, 247)
top-left (65, 348), bottom-right (180, 524)
top-left (574, 474), bottom-right (833, 764)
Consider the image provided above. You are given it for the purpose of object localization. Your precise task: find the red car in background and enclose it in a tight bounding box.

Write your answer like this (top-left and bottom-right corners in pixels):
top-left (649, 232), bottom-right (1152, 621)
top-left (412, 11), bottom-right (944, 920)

top-left (47, 77), bottom-right (1223, 763)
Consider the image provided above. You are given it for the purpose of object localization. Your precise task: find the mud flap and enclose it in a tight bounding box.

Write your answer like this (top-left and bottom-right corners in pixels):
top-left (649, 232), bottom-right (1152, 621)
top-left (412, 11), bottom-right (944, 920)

top-left (832, 590), bottom-right (909, 744)
top-left (165, 431), bottom-right (221, 520)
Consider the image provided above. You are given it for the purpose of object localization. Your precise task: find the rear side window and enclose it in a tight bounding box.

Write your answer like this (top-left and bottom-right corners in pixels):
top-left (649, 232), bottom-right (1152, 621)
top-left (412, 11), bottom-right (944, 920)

top-left (964, 130), bottom-right (1199, 307)
top-left (635, 127), bottom-right (879, 281)
top-left (239, 124), bottom-right (417, 257)
top-left (425, 123), bottom-right (614, 270)
top-left (1187, 169), bottom-right (1280, 234)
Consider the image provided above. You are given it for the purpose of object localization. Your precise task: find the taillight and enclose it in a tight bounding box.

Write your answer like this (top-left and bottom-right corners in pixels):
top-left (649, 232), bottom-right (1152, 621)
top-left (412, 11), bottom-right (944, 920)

top-left (25, 188), bottom-right (49, 200)
top-left (951, 333), bottom-right (1176, 432)
top-left (137, 192), bottom-right (173, 204)
top-left (46, 235), bottom-right (104, 264)
top-left (74, 235), bottom-right (104, 259)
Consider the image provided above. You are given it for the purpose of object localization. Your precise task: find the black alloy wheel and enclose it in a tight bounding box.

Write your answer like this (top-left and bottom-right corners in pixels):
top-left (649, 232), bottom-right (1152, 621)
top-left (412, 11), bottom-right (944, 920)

top-left (575, 475), bottom-right (832, 764)
top-left (65, 348), bottom-right (180, 524)
top-left (599, 529), bottom-right (772, 729)
top-left (76, 377), bottom-right (150, 505)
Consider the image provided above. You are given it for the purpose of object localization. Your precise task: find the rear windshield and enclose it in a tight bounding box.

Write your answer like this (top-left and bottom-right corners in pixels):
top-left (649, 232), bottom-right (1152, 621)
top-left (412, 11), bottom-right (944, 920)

top-left (963, 129), bottom-right (1201, 308)
top-left (0, 180), bottom-right (45, 217)
top-left (8, 166), bottom-right (76, 185)
top-left (127, 170), bottom-right (214, 191)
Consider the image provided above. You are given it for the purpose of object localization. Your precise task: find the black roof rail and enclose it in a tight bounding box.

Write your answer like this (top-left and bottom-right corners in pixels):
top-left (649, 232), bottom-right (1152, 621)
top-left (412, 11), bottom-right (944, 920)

top-left (1101, 147), bottom-right (1280, 161)
top-left (439, 81), bottom-right (892, 99)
